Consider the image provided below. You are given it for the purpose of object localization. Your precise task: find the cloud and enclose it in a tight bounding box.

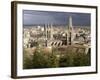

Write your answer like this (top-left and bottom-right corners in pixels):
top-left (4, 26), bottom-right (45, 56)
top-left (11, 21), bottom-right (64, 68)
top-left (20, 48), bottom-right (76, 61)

top-left (23, 10), bottom-right (90, 26)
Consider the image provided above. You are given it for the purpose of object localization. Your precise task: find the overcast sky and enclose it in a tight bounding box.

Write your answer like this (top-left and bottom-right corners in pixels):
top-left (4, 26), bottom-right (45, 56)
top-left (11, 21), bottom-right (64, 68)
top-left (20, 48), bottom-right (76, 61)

top-left (23, 10), bottom-right (90, 26)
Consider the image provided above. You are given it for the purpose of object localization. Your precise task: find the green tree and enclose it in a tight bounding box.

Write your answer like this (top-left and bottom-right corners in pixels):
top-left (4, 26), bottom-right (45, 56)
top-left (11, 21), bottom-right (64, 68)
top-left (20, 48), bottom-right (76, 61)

top-left (23, 49), bottom-right (33, 69)
top-left (59, 53), bottom-right (74, 67)
top-left (73, 53), bottom-right (90, 66)
top-left (47, 53), bottom-right (59, 68)
top-left (32, 46), bottom-right (59, 68)
top-left (32, 47), bottom-right (48, 68)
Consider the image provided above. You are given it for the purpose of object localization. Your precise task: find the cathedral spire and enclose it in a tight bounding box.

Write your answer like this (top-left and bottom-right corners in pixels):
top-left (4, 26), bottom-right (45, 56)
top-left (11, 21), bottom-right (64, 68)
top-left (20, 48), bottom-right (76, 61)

top-left (68, 16), bottom-right (73, 31)
top-left (68, 16), bottom-right (73, 45)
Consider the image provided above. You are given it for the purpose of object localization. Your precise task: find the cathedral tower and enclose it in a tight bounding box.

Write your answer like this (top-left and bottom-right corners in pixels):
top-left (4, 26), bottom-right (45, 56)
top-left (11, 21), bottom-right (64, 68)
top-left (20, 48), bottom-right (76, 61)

top-left (68, 16), bottom-right (74, 45)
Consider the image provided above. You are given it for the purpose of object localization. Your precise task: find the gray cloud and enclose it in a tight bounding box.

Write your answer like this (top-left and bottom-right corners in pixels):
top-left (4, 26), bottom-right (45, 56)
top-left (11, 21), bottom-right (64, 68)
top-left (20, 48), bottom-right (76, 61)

top-left (23, 10), bottom-right (90, 26)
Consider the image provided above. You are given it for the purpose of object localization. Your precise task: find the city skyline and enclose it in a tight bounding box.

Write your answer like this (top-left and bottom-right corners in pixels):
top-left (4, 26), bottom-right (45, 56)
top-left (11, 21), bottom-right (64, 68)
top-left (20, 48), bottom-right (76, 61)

top-left (23, 10), bottom-right (91, 27)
